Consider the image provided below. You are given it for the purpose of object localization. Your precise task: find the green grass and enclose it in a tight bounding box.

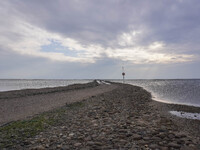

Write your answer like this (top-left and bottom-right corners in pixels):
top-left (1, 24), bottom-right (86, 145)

top-left (0, 108), bottom-right (65, 148)
top-left (0, 101), bottom-right (85, 148)
top-left (66, 101), bottom-right (85, 109)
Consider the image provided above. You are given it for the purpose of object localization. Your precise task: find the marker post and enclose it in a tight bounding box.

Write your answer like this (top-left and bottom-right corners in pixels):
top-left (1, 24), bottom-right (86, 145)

top-left (122, 66), bottom-right (125, 83)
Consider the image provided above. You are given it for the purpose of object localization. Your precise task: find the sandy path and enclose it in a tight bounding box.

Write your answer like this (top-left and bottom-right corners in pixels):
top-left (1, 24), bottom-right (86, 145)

top-left (0, 83), bottom-right (118, 126)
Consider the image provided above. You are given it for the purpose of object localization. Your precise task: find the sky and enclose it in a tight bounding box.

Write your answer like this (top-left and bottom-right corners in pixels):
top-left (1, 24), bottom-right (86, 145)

top-left (0, 0), bottom-right (200, 79)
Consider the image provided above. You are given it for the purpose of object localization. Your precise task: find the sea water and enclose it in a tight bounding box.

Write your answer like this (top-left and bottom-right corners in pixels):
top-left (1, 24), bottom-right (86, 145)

top-left (112, 79), bottom-right (200, 107)
top-left (169, 111), bottom-right (200, 120)
top-left (0, 79), bottom-right (91, 92)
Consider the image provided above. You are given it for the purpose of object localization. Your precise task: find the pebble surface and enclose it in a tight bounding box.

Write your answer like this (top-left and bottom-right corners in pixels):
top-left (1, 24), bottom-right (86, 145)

top-left (9, 83), bottom-right (200, 149)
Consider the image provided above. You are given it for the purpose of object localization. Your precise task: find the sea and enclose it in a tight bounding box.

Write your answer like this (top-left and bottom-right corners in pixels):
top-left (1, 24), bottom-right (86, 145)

top-left (0, 79), bottom-right (200, 107)
top-left (0, 79), bottom-right (91, 92)
top-left (114, 79), bottom-right (200, 107)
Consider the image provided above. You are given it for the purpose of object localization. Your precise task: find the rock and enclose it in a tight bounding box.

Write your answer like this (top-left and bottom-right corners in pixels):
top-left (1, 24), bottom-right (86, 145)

top-left (180, 146), bottom-right (197, 150)
top-left (23, 141), bottom-right (30, 145)
top-left (62, 135), bottom-right (67, 138)
top-left (74, 143), bottom-right (82, 147)
top-left (61, 146), bottom-right (70, 150)
top-left (152, 136), bottom-right (161, 141)
top-left (94, 142), bottom-right (102, 146)
top-left (168, 133), bottom-right (175, 139)
top-left (168, 142), bottom-right (181, 149)
top-left (119, 139), bottom-right (127, 144)
top-left (87, 141), bottom-right (95, 145)
top-left (57, 145), bottom-right (62, 148)
top-left (69, 133), bottom-right (74, 137)
top-left (177, 139), bottom-right (185, 144)
top-left (138, 140), bottom-right (149, 145)
top-left (45, 144), bottom-right (49, 148)
top-left (30, 141), bottom-right (35, 144)
top-left (189, 144), bottom-right (196, 148)
top-left (143, 137), bottom-right (150, 141)
top-left (132, 134), bottom-right (142, 140)
top-left (31, 145), bottom-right (45, 150)
top-left (85, 136), bottom-right (92, 141)
top-left (93, 123), bottom-right (98, 126)
top-left (91, 134), bottom-right (97, 138)
top-left (175, 133), bottom-right (186, 138)
top-left (149, 144), bottom-right (159, 149)
top-left (161, 147), bottom-right (168, 150)
top-left (157, 133), bottom-right (166, 139)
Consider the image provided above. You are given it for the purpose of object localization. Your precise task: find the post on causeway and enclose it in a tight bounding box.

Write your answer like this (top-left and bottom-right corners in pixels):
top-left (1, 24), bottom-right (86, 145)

top-left (122, 66), bottom-right (125, 83)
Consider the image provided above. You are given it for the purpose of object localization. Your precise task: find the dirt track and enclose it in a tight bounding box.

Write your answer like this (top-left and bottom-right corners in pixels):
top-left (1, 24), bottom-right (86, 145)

top-left (0, 82), bottom-right (117, 126)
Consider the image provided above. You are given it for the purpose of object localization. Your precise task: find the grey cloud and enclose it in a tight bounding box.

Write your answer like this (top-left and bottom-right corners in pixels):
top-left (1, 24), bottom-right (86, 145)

top-left (0, 47), bottom-right (121, 79)
top-left (5, 0), bottom-right (200, 51)
top-left (1, 0), bottom-right (200, 79)
top-left (6, 0), bottom-right (143, 46)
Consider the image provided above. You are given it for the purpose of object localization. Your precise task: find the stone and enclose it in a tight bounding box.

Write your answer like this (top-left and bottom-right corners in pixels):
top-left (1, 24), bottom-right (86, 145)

top-left (57, 145), bottom-right (62, 148)
top-left (161, 147), bottom-right (168, 150)
top-left (189, 144), bottom-right (196, 148)
top-left (157, 133), bottom-right (166, 139)
top-left (85, 136), bottom-right (92, 141)
top-left (30, 141), bottom-right (35, 144)
top-left (180, 146), bottom-right (197, 150)
top-left (177, 139), bottom-right (185, 144)
top-left (138, 140), bottom-right (149, 145)
top-left (31, 145), bottom-right (45, 150)
top-left (94, 142), bottom-right (102, 146)
top-left (152, 136), bottom-right (161, 141)
top-left (119, 139), bottom-right (127, 143)
top-left (132, 134), bottom-right (142, 140)
top-left (149, 144), bottom-right (158, 149)
top-left (143, 137), bottom-right (150, 141)
top-left (175, 133), bottom-right (186, 138)
top-left (93, 123), bottom-right (98, 126)
top-left (87, 141), bottom-right (95, 145)
top-left (69, 133), bottom-right (74, 137)
top-left (45, 144), bottom-right (49, 148)
top-left (74, 143), bottom-right (82, 147)
top-left (168, 142), bottom-right (181, 149)
top-left (168, 133), bottom-right (175, 139)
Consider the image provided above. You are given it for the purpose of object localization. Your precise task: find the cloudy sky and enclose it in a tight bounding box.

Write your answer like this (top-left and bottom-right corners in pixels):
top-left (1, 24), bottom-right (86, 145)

top-left (0, 0), bottom-right (200, 79)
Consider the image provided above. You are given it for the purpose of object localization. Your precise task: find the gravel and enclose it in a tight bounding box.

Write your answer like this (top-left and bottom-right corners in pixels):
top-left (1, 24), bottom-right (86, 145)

top-left (1, 82), bottom-right (200, 149)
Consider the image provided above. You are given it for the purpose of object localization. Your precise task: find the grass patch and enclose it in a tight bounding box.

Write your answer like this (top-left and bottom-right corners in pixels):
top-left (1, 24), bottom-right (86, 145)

top-left (66, 101), bottom-right (85, 109)
top-left (0, 101), bottom-right (85, 148)
top-left (0, 107), bottom-right (67, 148)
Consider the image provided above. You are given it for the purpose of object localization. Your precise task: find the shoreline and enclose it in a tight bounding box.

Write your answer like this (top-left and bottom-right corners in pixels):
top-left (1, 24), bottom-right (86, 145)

top-left (151, 96), bottom-right (200, 109)
top-left (0, 81), bottom-right (200, 149)
top-left (151, 99), bottom-right (200, 138)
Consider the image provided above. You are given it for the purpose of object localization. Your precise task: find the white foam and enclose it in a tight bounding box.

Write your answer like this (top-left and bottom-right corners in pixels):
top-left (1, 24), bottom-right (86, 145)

top-left (96, 80), bottom-right (111, 85)
top-left (101, 81), bottom-right (111, 85)
top-left (96, 80), bottom-right (102, 84)
top-left (170, 111), bottom-right (200, 120)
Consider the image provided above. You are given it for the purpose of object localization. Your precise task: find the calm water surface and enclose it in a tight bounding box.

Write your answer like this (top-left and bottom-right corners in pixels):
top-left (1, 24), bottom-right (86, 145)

top-left (0, 79), bottom-right (91, 92)
top-left (112, 79), bottom-right (200, 107)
